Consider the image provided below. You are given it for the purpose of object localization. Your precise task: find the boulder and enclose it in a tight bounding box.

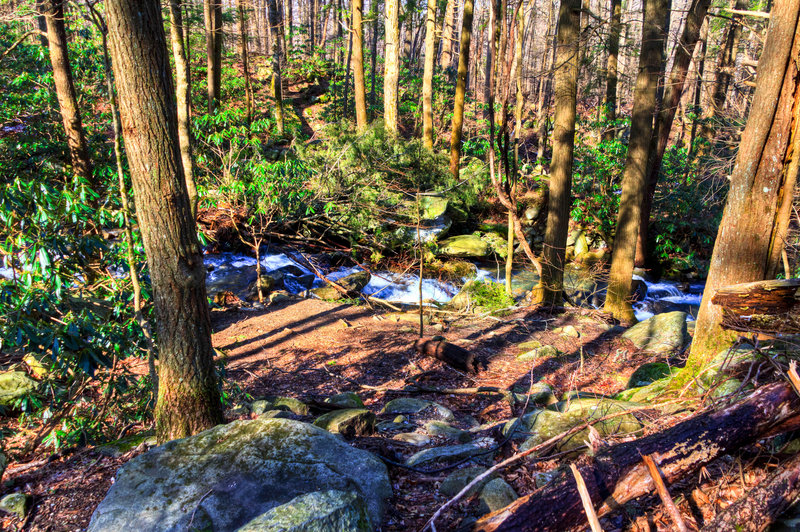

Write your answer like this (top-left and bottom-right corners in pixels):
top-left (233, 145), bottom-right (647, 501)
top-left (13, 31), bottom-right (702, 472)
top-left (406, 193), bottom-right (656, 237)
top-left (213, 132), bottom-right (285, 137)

top-left (247, 274), bottom-right (278, 300)
top-left (23, 353), bottom-right (51, 379)
top-left (437, 234), bottom-right (490, 258)
top-left (439, 466), bottom-right (494, 497)
top-left (478, 478), bottom-right (518, 514)
top-left (480, 232), bottom-right (508, 259)
top-left (552, 325), bottom-right (580, 338)
top-left (258, 410), bottom-right (296, 420)
top-left (251, 396), bottom-right (309, 416)
top-left (518, 345), bottom-right (559, 361)
top-left (405, 438), bottom-right (495, 467)
top-left (627, 362), bottom-right (675, 389)
top-left (563, 266), bottom-right (606, 308)
top-left (424, 421), bottom-right (472, 443)
top-left (325, 392), bottom-right (365, 410)
top-left (313, 409), bottom-right (376, 438)
top-left (236, 490), bottom-right (371, 532)
top-left (87, 419), bottom-right (391, 532)
top-left (381, 398), bottom-right (455, 421)
top-left (311, 271), bottom-right (371, 300)
top-left (622, 311), bottom-right (688, 355)
top-left (419, 196), bottom-right (449, 220)
top-left (0, 493), bottom-right (31, 519)
top-left (510, 383), bottom-right (557, 409)
top-left (0, 371), bottom-right (37, 407)
top-left (392, 432), bottom-right (431, 447)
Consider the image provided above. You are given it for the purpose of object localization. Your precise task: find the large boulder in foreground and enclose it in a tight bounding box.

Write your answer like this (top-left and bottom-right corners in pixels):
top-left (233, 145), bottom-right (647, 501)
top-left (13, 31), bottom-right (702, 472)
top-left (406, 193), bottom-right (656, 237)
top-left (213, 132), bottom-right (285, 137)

top-left (622, 311), bottom-right (688, 355)
top-left (87, 419), bottom-right (392, 532)
top-left (0, 371), bottom-right (37, 407)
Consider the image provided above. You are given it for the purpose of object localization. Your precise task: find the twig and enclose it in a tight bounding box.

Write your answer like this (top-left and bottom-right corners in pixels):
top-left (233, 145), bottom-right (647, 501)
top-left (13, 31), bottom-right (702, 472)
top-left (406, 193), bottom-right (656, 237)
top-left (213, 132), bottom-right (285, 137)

top-left (187, 489), bottom-right (213, 529)
top-left (643, 454), bottom-right (689, 532)
top-left (571, 463), bottom-right (604, 532)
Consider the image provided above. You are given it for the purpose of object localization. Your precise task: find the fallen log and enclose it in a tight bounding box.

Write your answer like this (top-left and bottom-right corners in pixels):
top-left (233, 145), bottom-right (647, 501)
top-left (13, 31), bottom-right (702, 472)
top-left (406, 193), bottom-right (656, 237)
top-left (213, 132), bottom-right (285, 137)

top-left (711, 279), bottom-right (800, 334)
top-left (414, 337), bottom-right (480, 374)
top-left (701, 452), bottom-right (800, 531)
top-left (474, 382), bottom-right (800, 532)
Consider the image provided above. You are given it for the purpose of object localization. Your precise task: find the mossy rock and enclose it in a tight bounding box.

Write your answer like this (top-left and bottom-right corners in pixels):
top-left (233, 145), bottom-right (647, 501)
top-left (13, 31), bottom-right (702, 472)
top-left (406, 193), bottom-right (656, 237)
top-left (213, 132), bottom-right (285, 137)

top-left (237, 489), bottom-right (371, 532)
top-left (23, 353), bottom-right (51, 379)
top-left (552, 325), bottom-right (580, 338)
top-left (313, 409), bottom-right (376, 438)
top-left (252, 396), bottom-right (309, 416)
top-left (622, 311), bottom-right (688, 355)
top-left (381, 398), bottom-right (454, 421)
top-left (627, 362), bottom-right (675, 389)
top-left (0, 493), bottom-right (31, 519)
top-left (311, 271), bottom-right (371, 301)
top-left (439, 466), bottom-right (494, 497)
top-left (437, 234), bottom-right (491, 258)
top-left (424, 421), bottom-right (472, 443)
top-left (478, 478), bottom-right (518, 515)
top-left (325, 392), bottom-right (364, 409)
top-left (480, 232), bottom-right (508, 259)
top-left (518, 345), bottom-right (559, 361)
top-left (510, 382), bottom-right (557, 409)
top-left (392, 432), bottom-right (431, 446)
top-left (87, 419), bottom-right (392, 532)
top-left (405, 438), bottom-right (495, 467)
top-left (0, 371), bottom-right (38, 407)
top-left (97, 432), bottom-right (157, 458)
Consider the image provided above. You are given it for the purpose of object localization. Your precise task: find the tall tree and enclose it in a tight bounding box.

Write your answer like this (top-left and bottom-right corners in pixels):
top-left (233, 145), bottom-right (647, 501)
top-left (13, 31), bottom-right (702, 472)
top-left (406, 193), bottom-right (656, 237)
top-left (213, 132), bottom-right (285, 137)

top-left (635, 0), bottom-right (711, 266)
top-left (604, 0), bottom-right (671, 322)
top-left (384, 0), bottom-right (401, 132)
top-left (268, 0), bottom-right (286, 134)
top-left (448, 0), bottom-right (474, 178)
top-left (601, 0), bottom-right (621, 141)
top-left (204, 0), bottom-right (223, 113)
top-left (168, 0), bottom-right (197, 217)
top-left (105, 0), bottom-right (224, 442)
top-left (535, 0), bottom-right (581, 305)
top-left (352, 0), bottom-right (368, 131)
top-left (39, 0), bottom-right (93, 187)
top-left (687, 0), bottom-right (800, 368)
top-left (439, 0), bottom-right (455, 69)
top-left (421, 0), bottom-right (437, 149)
top-left (369, 0), bottom-right (381, 116)
top-left (237, 0), bottom-right (254, 129)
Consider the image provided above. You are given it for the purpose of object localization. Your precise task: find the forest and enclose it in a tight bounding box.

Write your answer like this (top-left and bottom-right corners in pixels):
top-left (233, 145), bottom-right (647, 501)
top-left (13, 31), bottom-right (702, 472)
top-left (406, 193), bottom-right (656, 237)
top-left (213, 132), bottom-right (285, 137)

top-left (0, 0), bottom-right (799, 529)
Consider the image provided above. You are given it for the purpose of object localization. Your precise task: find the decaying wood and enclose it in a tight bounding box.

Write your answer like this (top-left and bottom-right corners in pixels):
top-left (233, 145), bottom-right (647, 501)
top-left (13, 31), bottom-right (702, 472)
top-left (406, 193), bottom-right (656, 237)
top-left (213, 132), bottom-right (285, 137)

top-left (712, 279), bottom-right (800, 333)
top-left (474, 382), bottom-right (800, 532)
top-left (701, 452), bottom-right (800, 531)
top-left (414, 337), bottom-right (480, 374)
top-left (570, 464), bottom-right (603, 532)
top-left (643, 454), bottom-right (689, 532)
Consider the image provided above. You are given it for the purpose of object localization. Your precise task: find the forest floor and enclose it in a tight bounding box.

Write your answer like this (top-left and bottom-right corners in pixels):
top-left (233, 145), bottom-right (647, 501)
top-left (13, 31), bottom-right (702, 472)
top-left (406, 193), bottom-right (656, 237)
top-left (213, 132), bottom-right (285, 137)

top-left (0, 297), bottom-right (782, 531)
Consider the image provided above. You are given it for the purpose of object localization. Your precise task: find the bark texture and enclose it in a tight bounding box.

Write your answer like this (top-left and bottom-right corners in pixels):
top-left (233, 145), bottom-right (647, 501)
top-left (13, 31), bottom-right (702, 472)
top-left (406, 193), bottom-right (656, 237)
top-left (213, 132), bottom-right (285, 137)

top-left (604, 0), bottom-right (670, 323)
top-left (267, 0), bottom-right (286, 134)
top-left (448, 0), bottom-right (474, 178)
top-left (536, 0), bottom-right (580, 306)
top-left (422, 0), bottom-right (437, 149)
top-left (688, 0), bottom-right (800, 368)
top-left (105, 0), bottom-right (224, 443)
top-left (384, 0), bottom-right (401, 132)
top-left (601, 0), bottom-right (621, 141)
top-left (352, 0), bottom-right (368, 132)
top-left (205, 0), bottom-right (223, 113)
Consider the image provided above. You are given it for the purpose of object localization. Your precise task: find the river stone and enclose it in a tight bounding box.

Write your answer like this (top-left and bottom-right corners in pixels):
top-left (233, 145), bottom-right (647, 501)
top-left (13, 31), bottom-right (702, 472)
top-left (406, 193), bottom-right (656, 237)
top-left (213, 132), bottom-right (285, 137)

top-left (563, 266), bottom-right (606, 308)
top-left (0, 371), bottom-right (37, 407)
top-left (312, 270), bottom-right (371, 300)
top-left (392, 432), bottom-right (431, 446)
top-left (424, 421), bottom-right (472, 443)
top-left (325, 392), bottom-right (365, 409)
top-left (247, 274), bottom-right (277, 300)
top-left (437, 234), bottom-right (491, 258)
top-left (481, 232), bottom-right (508, 259)
top-left (627, 362), bottom-right (674, 388)
top-left (420, 196), bottom-right (449, 220)
top-left (0, 493), bottom-right (31, 519)
top-left (236, 489), bottom-right (371, 532)
top-left (251, 396), bottom-right (309, 416)
top-left (313, 409), bottom-right (376, 438)
top-left (478, 478), bottom-right (518, 514)
top-left (622, 311), bottom-right (688, 355)
top-left (381, 398), bottom-right (455, 421)
top-left (439, 466), bottom-right (494, 497)
top-left (87, 419), bottom-right (391, 532)
top-left (518, 345), bottom-right (559, 361)
top-left (405, 438), bottom-right (495, 467)
top-left (573, 233), bottom-right (590, 257)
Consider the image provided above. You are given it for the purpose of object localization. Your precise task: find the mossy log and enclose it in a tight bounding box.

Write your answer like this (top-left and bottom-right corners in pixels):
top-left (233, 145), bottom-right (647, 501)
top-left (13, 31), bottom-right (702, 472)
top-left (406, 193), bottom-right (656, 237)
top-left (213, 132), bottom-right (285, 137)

top-left (473, 382), bottom-right (800, 532)
top-left (414, 337), bottom-right (480, 374)
top-left (700, 452), bottom-right (800, 531)
top-left (711, 279), bottom-right (800, 334)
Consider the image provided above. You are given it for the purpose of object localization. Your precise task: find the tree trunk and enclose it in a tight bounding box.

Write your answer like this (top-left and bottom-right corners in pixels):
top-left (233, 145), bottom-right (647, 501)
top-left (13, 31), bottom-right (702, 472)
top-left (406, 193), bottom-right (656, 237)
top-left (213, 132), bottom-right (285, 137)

top-left (535, 0), bottom-right (580, 306)
top-left (168, 0), bottom-right (198, 218)
top-left (686, 18), bottom-right (707, 166)
top-left (474, 382), bottom-right (800, 532)
top-left (535, 0), bottom-right (556, 160)
top-left (285, 0), bottom-right (293, 49)
top-left (40, 0), bottom-right (93, 187)
top-left (105, 0), bottom-right (224, 443)
top-left (687, 0), bottom-right (800, 370)
top-left (601, 0), bottom-right (621, 141)
top-left (448, 0), bottom-right (474, 179)
top-left (439, 0), bottom-right (455, 69)
top-left (384, 0), bottom-right (400, 132)
top-left (267, 0), bottom-right (286, 134)
top-left (422, 0), bottom-right (436, 149)
top-left (604, 0), bottom-right (670, 323)
top-left (635, 0), bottom-right (711, 266)
top-left (238, 0), bottom-right (254, 129)
top-left (309, 0), bottom-right (316, 52)
top-left (205, 0), bottom-right (223, 113)
top-left (352, 0), bottom-right (368, 131)
top-left (369, 0), bottom-right (380, 117)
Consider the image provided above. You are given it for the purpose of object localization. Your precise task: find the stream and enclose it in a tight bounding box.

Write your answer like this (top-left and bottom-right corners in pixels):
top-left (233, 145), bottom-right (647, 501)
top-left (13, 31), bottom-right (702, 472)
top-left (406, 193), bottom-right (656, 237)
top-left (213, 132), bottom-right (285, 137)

top-left (204, 251), bottom-right (704, 320)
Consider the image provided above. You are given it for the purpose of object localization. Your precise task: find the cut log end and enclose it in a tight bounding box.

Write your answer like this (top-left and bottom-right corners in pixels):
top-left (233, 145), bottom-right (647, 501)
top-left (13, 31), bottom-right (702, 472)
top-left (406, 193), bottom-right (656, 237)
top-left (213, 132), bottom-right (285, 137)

top-left (414, 337), bottom-right (480, 374)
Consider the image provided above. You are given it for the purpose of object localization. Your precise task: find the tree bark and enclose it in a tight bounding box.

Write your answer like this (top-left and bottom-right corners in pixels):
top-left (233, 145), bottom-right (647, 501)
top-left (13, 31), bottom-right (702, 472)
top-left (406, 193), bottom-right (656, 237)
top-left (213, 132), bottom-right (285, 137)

top-left (268, 0), bottom-right (286, 134)
top-left (604, 0), bottom-right (670, 323)
top-left (439, 0), bottom-right (455, 70)
top-left (601, 0), bottom-right (621, 141)
top-left (474, 382), bottom-right (800, 532)
top-left (384, 0), bottom-right (401, 132)
top-left (535, 0), bottom-right (580, 306)
top-left (688, 0), bottom-right (800, 370)
top-left (40, 0), bottom-right (93, 187)
top-left (105, 0), bottom-right (224, 443)
top-left (635, 0), bottom-right (711, 266)
top-left (168, 0), bottom-right (198, 218)
top-left (352, 0), bottom-right (368, 132)
top-left (448, 0), bottom-right (474, 179)
top-left (205, 0), bottom-right (223, 113)
top-left (369, 0), bottom-right (381, 117)
top-left (238, 0), bottom-right (254, 129)
top-left (422, 0), bottom-right (437, 149)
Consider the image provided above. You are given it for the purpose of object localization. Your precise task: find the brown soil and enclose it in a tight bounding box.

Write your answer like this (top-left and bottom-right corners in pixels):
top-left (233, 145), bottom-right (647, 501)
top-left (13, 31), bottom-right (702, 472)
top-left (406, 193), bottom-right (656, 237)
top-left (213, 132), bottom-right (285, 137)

top-left (0, 297), bottom-right (782, 531)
